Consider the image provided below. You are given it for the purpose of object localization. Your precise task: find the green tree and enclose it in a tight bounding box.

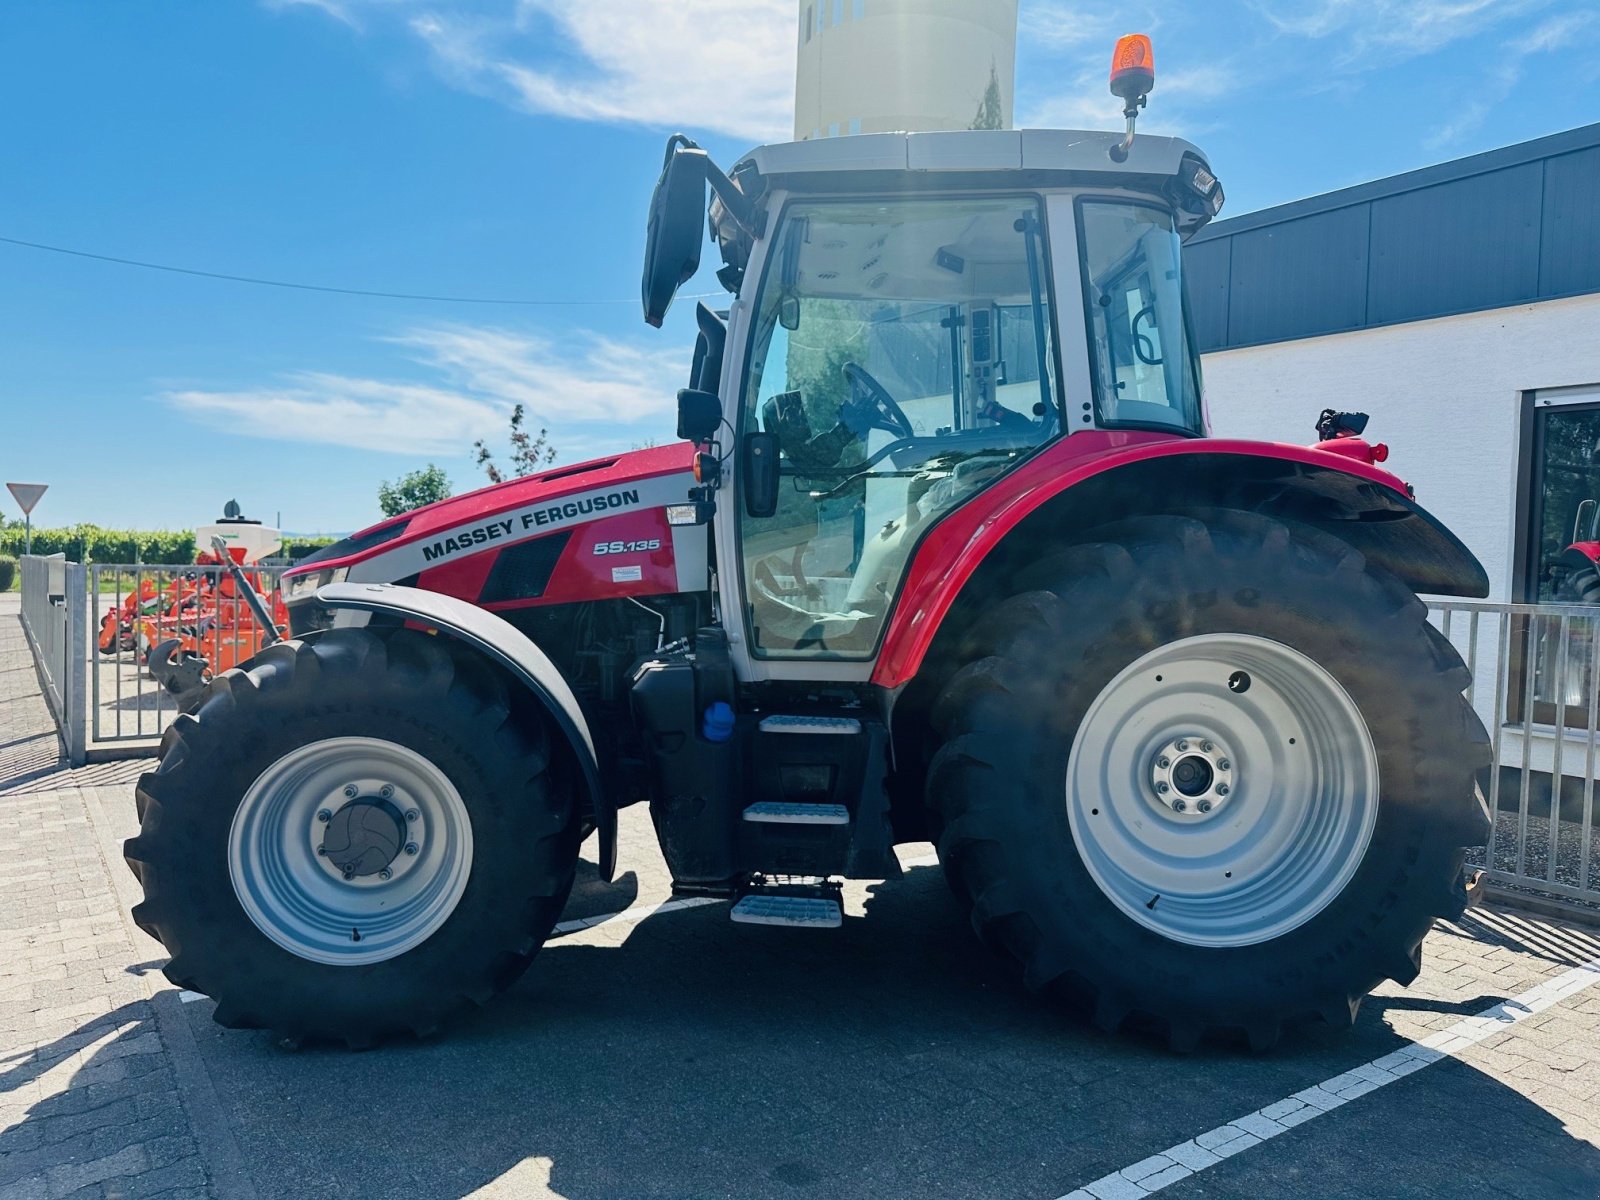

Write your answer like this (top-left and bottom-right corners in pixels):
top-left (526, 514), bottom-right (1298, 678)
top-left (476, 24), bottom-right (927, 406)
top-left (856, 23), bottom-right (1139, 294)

top-left (377, 464), bottom-right (453, 518)
top-left (473, 403), bottom-right (557, 484)
top-left (970, 63), bottom-right (1004, 131)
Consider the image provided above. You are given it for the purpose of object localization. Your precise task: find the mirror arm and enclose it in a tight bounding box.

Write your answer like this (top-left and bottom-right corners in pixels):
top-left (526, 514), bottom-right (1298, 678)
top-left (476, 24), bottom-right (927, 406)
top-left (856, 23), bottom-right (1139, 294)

top-left (705, 161), bottom-right (759, 239)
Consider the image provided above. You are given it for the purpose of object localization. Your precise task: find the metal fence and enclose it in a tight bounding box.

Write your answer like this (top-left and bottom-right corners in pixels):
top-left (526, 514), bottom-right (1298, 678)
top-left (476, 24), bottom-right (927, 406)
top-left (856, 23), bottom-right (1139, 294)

top-left (86, 562), bottom-right (287, 749)
top-left (1430, 599), bottom-right (1600, 913)
top-left (19, 555), bottom-right (86, 765)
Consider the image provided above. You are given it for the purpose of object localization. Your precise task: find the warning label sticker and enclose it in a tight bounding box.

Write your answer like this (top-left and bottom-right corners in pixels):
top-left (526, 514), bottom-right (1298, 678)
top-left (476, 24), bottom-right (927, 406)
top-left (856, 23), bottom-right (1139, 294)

top-left (611, 564), bottom-right (644, 583)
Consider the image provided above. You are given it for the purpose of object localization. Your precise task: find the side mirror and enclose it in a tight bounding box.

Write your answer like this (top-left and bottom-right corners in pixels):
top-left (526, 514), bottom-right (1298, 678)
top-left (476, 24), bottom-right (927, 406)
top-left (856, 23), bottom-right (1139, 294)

top-left (743, 432), bottom-right (779, 518)
top-left (642, 138), bottom-right (710, 328)
top-left (677, 389), bottom-right (722, 445)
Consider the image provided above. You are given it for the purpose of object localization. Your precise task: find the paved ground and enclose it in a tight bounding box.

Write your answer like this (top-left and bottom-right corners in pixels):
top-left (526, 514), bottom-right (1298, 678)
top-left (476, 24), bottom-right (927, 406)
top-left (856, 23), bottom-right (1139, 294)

top-left (4, 590), bottom-right (1600, 1199)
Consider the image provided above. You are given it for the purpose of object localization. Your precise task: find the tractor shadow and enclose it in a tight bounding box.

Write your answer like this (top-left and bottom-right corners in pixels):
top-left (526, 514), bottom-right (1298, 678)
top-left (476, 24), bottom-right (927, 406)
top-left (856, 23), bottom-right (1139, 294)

top-left (176, 867), bottom-right (1600, 1197)
top-left (9, 871), bottom-right (1600, 1200)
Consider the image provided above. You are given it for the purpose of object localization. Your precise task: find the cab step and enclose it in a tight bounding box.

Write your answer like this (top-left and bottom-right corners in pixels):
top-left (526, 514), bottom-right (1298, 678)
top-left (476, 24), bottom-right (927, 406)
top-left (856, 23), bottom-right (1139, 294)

top-left (730, 893), bottom-right (843, 928)
top-left (743, 801), bottom-right (850, 825)
top-left (757, 715), bottom-right (862, 735)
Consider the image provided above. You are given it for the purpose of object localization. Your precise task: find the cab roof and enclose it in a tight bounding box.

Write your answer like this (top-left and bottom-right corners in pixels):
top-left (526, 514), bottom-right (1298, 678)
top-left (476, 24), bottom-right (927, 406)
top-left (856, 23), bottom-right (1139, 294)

top-left (736, 128), bottom-right (1208, 184)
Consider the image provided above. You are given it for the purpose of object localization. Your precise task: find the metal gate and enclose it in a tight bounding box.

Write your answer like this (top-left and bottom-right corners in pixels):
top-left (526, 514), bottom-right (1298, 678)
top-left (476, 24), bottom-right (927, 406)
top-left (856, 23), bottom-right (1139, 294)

top-left (86, 562), bottom-right (285, 751)
top-left (1430, 600), bottom-right (1600, 912)
top-left (19, 555), bottom-right (86, 765)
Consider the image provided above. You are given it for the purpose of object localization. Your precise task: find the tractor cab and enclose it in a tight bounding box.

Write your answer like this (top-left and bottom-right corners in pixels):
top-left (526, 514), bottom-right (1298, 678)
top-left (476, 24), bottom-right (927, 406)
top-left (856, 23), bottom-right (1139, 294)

top-left (646, 122), bottom-right (1222, 681)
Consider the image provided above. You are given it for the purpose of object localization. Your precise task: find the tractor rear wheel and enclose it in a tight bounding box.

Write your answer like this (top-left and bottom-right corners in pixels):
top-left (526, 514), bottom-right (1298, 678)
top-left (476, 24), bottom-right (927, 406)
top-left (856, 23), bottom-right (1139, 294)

top-left (927, 512), bottom-right (1490, 1050)
top-left (125, 627), bottom-right (581, 1047)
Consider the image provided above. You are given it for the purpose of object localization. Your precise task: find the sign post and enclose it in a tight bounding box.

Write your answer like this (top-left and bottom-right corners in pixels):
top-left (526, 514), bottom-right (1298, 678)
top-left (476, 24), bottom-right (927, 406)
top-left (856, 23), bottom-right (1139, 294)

top-left (6, 483), bottom-right (48, 555)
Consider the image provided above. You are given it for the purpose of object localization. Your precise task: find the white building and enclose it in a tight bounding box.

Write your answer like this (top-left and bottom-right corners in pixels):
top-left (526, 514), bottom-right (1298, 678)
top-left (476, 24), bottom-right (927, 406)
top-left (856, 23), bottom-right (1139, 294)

top-left (1188, 122), bottom-right (1600, 608)
top-left (794, 0), bottom-right (1018, 139)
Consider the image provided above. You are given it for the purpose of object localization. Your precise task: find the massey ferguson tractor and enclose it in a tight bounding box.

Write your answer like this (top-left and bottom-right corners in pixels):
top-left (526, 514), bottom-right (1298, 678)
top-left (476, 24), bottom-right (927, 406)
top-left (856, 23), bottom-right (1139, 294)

top-left (125, 37), bottom-right (1492, 1051)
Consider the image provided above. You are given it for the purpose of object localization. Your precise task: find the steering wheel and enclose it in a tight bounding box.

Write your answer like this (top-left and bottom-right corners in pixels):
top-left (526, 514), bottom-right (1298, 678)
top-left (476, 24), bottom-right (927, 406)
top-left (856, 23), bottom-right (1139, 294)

top-left (1131, 306), bottom-right (1163, 365)
top-left (842, 362), bottom-right (914, 440)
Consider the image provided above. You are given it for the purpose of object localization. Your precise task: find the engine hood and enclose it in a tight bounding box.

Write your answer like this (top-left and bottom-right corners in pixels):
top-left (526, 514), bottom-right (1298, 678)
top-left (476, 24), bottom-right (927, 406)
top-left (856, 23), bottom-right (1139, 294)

top-left (287, 442), bottom-right (697, 581)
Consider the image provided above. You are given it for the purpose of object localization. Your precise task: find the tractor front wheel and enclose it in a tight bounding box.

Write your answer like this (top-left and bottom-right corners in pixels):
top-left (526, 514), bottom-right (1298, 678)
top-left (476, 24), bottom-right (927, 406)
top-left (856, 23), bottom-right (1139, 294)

top-left (928, 512), bottom-right (1490, 1050)
top-left (125, 627), bottom-right (581, 1046)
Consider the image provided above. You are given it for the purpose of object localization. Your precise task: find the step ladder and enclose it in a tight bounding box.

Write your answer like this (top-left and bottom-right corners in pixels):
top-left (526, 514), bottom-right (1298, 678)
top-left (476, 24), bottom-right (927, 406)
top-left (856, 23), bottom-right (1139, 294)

top-left (729, 879), bottom-right (843, 929)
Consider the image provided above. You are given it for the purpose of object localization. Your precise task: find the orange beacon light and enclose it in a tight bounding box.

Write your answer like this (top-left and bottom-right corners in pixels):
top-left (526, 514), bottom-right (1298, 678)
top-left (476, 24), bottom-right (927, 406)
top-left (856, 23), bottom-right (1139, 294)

top-left (1109, 34), bottom-right (1155, 102)
top-left (1107, 34), bottom-right (1154, 161)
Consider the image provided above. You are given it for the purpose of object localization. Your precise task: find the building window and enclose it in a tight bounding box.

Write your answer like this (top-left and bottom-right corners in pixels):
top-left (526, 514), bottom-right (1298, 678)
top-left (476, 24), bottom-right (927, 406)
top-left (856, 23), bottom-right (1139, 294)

top-left (1523, 390), bottom-right (1600, 604)
top-left (848, 117), bottom-right (861, 135)
top-left (1507, 387), bottom-right (1600, 729)
top-left (828, 122), bottom-right (840, 138)
top-left (854, 0), bottom-right (865, 18)
top-left (818, 1), bottom-right (828, 30)
top-left (834, 0), bottom-right (844, 25)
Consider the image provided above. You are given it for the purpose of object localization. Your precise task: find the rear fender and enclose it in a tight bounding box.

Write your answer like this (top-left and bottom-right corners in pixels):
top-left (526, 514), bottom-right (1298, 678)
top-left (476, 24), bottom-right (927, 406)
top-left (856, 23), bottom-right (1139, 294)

top-left (874, 441), bottom-right (1489, 689)
top-left (315, 582), bottom-right (612, 878)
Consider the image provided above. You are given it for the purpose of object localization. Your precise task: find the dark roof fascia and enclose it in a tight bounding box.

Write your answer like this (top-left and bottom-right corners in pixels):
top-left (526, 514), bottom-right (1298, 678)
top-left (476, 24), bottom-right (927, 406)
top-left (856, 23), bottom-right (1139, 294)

top-left (1189, 121), bottom-right (1600, 244)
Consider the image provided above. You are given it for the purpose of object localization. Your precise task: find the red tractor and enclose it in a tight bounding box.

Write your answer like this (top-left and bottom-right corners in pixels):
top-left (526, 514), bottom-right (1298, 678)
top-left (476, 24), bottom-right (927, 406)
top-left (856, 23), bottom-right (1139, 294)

top-left (125, 45), bottom-right (1490, 1051)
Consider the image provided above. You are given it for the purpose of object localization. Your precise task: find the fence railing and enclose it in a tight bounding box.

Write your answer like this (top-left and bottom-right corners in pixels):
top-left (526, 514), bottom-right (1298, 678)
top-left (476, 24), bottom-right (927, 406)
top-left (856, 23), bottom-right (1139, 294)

top-left (87, 562), bottom-right (287, 749)
top-left (1429, 599), bottom-right (1600, 912)
top-left (11, 558), bottom-right (1600, 911)
top-left (19, 555), bottom-right (86, 765)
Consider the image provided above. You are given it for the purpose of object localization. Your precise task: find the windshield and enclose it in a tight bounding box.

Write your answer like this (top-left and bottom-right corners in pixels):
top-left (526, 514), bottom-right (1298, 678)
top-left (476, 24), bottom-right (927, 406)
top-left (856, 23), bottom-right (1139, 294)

top-left (1078, 199), bottom-right (1203, 433)
top-left (739, 195), bottom-right (1057, 659)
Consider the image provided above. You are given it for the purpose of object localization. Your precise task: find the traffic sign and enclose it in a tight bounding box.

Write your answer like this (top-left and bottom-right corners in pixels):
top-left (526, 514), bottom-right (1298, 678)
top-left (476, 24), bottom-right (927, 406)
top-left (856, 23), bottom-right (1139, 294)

top-left (6, 483), bottom-right (48, 556)
top-left (6, 483), bottom-right (46, 515)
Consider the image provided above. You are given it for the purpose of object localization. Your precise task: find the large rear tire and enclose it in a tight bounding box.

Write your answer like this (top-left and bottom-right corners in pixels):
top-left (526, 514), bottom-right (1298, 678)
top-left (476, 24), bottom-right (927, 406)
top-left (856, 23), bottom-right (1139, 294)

top-left (125, 627), bottom-right (581, 1047)
top-left (927, 512), bottom-right (1490, 1050)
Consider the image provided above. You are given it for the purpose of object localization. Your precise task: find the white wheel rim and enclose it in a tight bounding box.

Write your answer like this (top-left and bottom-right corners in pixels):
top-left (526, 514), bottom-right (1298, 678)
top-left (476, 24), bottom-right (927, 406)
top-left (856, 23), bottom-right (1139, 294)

top-left (229, 737), bottom-right (474, 966)
top-left (1066, 633), bottom-right (1379, 949)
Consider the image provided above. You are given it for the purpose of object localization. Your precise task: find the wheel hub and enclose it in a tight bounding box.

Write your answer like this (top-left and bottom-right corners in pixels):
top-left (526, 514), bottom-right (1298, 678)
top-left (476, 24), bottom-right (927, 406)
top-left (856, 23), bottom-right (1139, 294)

top-left (321, 797), bottom-right (408, 878)
top-left (1149, 736), bottom-right (1232, 817)
top-left (1066, 633), bottom-right (1380, 949)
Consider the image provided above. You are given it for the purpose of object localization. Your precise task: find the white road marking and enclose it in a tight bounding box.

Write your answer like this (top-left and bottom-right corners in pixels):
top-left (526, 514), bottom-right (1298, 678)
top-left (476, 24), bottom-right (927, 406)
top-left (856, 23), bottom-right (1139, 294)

top-left (1055, 955), bottom-right (1600, 1200)
top-left (175, 896), bottom-right (726, 1005)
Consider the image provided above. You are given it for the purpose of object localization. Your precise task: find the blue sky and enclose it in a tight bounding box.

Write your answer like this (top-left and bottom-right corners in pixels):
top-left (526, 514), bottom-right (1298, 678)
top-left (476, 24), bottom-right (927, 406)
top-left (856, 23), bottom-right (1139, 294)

top-left (2, 0), bottom-right (1596, 534)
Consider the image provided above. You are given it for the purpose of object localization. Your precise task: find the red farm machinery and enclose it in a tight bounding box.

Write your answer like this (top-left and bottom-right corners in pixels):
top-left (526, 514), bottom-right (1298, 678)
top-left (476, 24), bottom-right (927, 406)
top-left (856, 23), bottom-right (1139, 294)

top-left (125, 39), bottom-right (1490, 1051)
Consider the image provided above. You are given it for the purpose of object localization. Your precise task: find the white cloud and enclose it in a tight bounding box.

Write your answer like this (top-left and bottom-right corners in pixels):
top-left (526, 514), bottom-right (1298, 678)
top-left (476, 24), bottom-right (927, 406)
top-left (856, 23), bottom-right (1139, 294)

top-left (167, 325), bottom-right (688, 456)
top-left (1257, 0), bottom-right (1553, 63)
top-left (1424, 9), bottom-right (1598, 146)
top-left (281, 0), bottom-right (797, 142)
top-left (261, 0), bottom-right (360, 30)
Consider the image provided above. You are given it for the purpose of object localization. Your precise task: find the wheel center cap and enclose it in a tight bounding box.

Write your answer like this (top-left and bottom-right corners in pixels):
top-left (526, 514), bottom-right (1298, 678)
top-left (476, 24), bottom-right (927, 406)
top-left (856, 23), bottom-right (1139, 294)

top-left (1149, 736), bottom-right (1233, 817)
top-left (322, 798), bottom-right (407, 877)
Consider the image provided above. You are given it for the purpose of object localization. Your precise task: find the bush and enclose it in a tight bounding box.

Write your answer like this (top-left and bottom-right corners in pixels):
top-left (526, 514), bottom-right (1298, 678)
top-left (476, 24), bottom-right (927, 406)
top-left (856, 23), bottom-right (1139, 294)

top-left (0, 555), bottom-right (15, 591)
top-left (0, 525), bottom-right (196, 565)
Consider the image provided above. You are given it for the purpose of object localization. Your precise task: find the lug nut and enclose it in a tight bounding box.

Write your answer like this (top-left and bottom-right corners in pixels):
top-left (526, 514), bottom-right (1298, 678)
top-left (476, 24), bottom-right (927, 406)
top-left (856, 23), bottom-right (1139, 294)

top-left (1156, 782), bottom-right (1170, 794)
top-left (317, 809), bottom-right (332, 823)
top-left (1201, 741), bottom-right (1214, 753)
top-left (379, 868), bottom-right (392, 881)
top-left (1172, 799), bottom-right (1187, 812)
top-left (405, 809), bottom-right (419, 823)
top-left (341, 868), bottom-right (356, 881)
top-left (1157, 756), bottom-right (1171, 769)
top-left (379, 785), bottom-right (395, 800)
top-left (1176, 740), bottom-right (1189, 751)
top-left (404, 842), bottom-right (419, 856)
top-left (1198, 800), bottom-right (1213, 813)
top-left (316, 844), bottom-right (326, 856)
top-left (343, 784), bottom-right (359, 798)
top-left (1216, 783), bottom-right (1230, 797)
top-left (1219, 759), bottom-right (1231, 771)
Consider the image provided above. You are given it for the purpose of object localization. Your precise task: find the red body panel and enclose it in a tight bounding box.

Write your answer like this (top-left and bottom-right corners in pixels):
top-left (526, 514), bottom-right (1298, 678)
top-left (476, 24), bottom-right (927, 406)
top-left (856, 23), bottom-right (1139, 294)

top-left (286, 444), bottom-right (702, 610)
top-left (1570, 542), bottom-right (1600, 566)
top-left (870, 430), bottom-right (1412, 688)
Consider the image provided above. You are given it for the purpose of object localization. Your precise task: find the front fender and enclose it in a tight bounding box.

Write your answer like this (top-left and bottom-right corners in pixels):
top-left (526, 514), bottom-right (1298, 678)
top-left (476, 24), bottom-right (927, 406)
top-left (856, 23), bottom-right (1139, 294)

top-left (873, 435), bottom-right (1489, 689)
top-left (316, 582), bottom-right (612, 879)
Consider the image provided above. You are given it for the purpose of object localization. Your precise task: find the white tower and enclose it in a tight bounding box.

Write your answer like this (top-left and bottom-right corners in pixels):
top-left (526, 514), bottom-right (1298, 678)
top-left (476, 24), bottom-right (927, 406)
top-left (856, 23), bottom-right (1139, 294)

top-left (794, 0), bottom-right (1019, 140)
